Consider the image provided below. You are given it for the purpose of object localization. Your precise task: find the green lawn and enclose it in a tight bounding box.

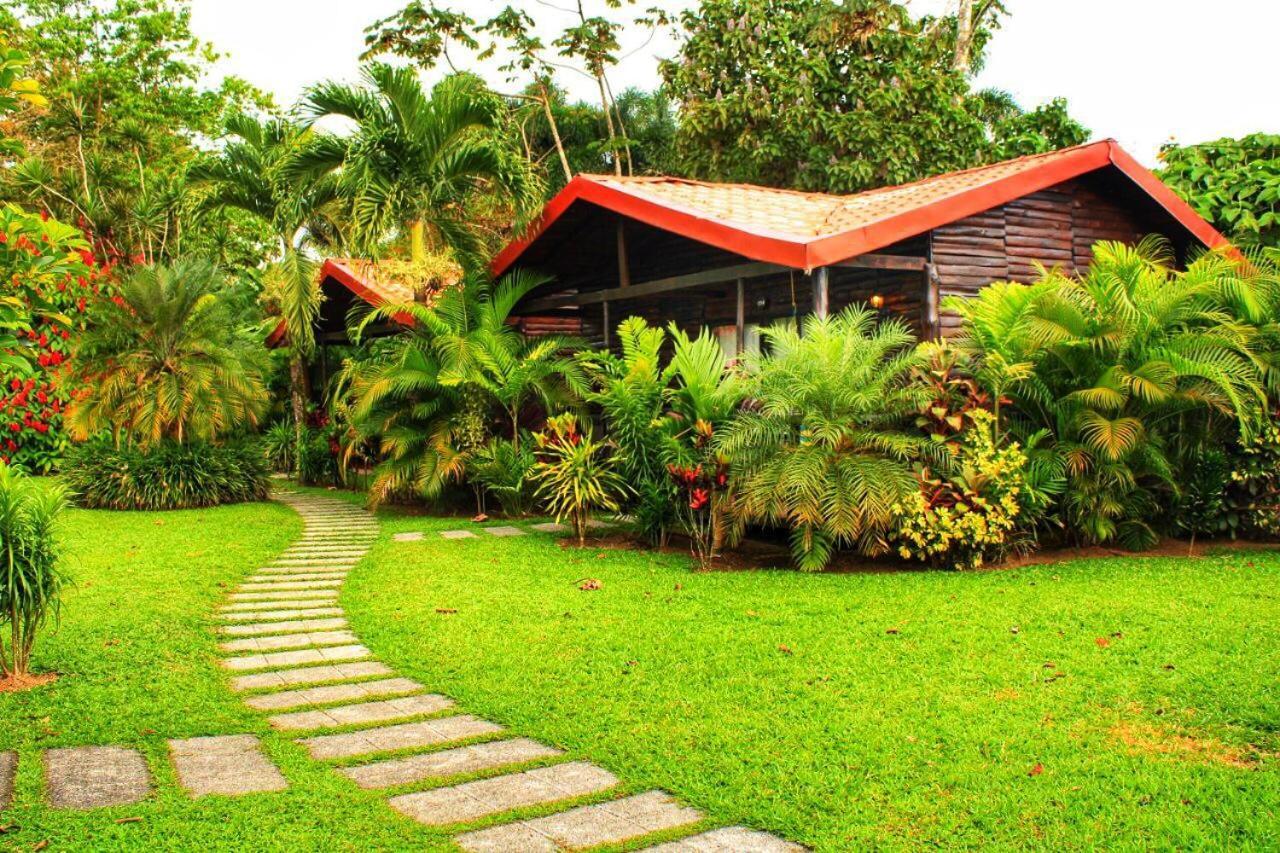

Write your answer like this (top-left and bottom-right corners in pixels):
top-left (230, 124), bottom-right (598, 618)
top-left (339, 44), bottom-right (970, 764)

top-left (0, 498), bottom-right (455, 851)
top-left (4, 489), bottom-right (1278, 851)
top-left (340, 497), bottom-right (1280, 851)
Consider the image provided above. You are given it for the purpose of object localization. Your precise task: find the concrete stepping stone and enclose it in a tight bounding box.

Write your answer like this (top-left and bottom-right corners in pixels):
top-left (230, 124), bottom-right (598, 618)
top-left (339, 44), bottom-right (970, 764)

top-left (299, 714), bottom-right (502, 760)
top-left (243, 677), bottom-right (425, 711)
top-left (642, 827), bottom-right (806, 851)
top-left (221, 644), bottom-right (371, 671)
top-left (169, 735), bottom-right (287, 797)
top-left (529, 522), bottom-right (569, 533)
top-left (219, 630), bottom-right (358, 653)
top-left (239, 580), bottom-right (343, 592)
top-left (44, 746), bottom-right (151, 809)
top-left (393, 532), bottom-right (424, 542)
top-left (0, 751), bottom-right (14, 811)
top-left (484, 526), bottom-right (526, 537)
top-left (218, 607), bottom-right (344, 622)
top-left (247, 572), bottom-right (348, 582)
top-left (269, 694), bottom-right (454, 731)
top-left (457, 790), bottom-right (703, 852)
top-left (223, 597), bottom-right (338, 611)
top-left (229, 590), bottom-right (337, 602)
top-left (231, 661), bottom-right (392, 692)
top-left (340, 737), bottom-right (561, 790)
top-left (221, 617), bottom-right (348, 637)
top-left (388, 761), bottom-right (618, 827)
top-left (441, 530), bottom-right (477, 539)
top-left (269, 557), bottom-right (358, 565)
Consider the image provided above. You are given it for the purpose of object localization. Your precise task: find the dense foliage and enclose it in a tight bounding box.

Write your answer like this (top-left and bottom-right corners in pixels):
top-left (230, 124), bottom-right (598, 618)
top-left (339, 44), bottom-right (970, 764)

top-left (62, 440), bottom-right (269, 510)
top-left (660, 0), bottom-right (1088, 192)
top-left (0, 461), bottom-right (68, 680)
top-left (1158, 133), bottom-right (1280, 250)
top-left (66, 259), bottom-right (268, 447)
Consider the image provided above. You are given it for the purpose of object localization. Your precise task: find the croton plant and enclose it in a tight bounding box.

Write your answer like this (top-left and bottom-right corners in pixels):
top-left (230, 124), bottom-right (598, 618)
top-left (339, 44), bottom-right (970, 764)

top-left (0, 204), bottom-right (118, 472)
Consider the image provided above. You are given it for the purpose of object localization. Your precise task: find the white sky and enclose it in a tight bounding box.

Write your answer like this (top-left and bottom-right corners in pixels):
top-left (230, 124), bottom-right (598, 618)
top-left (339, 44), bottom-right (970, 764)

top-left (191, 0), bottom-right (1279, 167)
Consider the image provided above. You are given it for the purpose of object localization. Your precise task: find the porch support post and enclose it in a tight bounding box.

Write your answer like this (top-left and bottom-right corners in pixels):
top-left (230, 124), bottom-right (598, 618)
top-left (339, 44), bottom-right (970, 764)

top-left (616, 221), bottom-right (631, 288)
top-left (735, 278), bottom-right (745, 355)
top-left (602, 300), bottom-right (611, 348)
top-left (811, 266), bottom-right (830, 320)
top-left (922, 262), bottom-right (940, 339)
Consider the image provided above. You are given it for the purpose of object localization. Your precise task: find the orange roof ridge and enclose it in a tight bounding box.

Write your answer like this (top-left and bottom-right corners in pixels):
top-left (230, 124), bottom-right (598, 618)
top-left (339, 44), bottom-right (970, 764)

top-left (490, 140), bottom-right (1226, 276)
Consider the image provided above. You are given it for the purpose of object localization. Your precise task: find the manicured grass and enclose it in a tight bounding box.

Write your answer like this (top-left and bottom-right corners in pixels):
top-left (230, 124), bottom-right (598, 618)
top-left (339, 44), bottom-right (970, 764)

top-left (341, 499), bottom-right (1280, 851)
top-left (0, 495), bottom-right (456, 851)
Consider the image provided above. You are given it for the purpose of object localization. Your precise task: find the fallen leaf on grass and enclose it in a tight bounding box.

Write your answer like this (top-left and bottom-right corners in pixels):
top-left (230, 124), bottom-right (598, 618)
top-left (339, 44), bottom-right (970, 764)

top-left (1095, 637), bottom-right (1111, 648)
top-left (115, 817), bottom-right (142, 825)
top-left (778, 644), bottom-right (793, 655)
top-left (471, 513), bottom-right (489, 523)
top-left (885, 627), bottom-right (900, 635)
top-left (1009, 626), bottom-right (1020, 634)
top-left (34, 841), bottom-right (49, 851)
top-left (0, 825), bottom-right (16, 835)
top-left (1028, 763), bottom-right (1044, 777)
top-left (435, 608), bottom-right (458, 615)
top-left (578, 578), bottom-right (602, 591)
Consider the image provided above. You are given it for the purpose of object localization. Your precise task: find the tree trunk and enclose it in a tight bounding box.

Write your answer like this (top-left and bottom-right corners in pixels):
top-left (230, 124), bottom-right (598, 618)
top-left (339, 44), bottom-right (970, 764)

top-left (593, 71), bottom-right (622, 177)
top-left (539, 81), bottom-right (573, 184)
top-left (290, 355), bottom-right (308, 482)
top-left (409, 220), bottom-right (428, 263)
top-left (953, 0), bottom-right (976, 74)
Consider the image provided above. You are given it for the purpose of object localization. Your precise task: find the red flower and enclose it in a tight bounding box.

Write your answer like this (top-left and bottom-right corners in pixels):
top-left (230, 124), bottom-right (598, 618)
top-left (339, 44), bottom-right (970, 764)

top-left (8, 423), bottom-right (19, 433)
top-left (689, 488), bottom-right (710, 511)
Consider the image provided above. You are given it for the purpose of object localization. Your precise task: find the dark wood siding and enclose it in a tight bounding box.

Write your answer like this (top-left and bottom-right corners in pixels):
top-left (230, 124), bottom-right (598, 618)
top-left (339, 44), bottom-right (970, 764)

top-left (930, 176), bottom-right (1149, 335)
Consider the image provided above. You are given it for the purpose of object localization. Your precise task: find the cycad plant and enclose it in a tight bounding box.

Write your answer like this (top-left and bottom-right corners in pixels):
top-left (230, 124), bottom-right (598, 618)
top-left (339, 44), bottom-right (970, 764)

top-left (66, 260), bottom-right (269, 448)
top-left (0, 463), bottom-right (69, 682)
top-left (949, 239), bottom-right (1276, 547)
top-left (720, 307), bottom-right (930, 570)
top-left (301, 66), bottom-right (542, 263)
top-left (335, 269), bottom-right (583, 506)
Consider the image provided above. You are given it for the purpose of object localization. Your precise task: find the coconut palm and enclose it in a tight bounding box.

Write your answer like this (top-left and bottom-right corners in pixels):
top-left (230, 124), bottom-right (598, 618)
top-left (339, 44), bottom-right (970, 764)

top-left (192, 114), bottom-right (340, 475)
top-left (949, 238), bottom-right (1276, 547)
top-left (299, 65), bottom-right (542, 263)
top-left (336, 269), bottom-right (583, 505)
top-left (66, 260), bottom-right (269, 448)
top-left (720, 307), bottom-right (931, 571)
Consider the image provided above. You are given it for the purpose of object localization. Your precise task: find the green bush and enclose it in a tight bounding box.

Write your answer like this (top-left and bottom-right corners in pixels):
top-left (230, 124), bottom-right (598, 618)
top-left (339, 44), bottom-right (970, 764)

top-left (63, 440), bottom-right (269, 510)
top-left (0, 462), bottom-right (69, 679)
top-left (533, 413), bottom-right (631, 546)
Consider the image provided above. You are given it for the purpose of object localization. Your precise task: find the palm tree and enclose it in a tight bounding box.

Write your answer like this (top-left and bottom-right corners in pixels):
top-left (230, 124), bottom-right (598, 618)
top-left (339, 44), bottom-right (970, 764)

top-left (191, 114), bottom-right (339, 475)
top-left (65, 259), bottom-right (269, 448)
top-left (336, 269), bottom-right (583, 505)
top-left (719, 307), bottom-right (931, 571)
top-left (299, 65), bottom-right (543, 264)
top-left (949, 238), bottom-right (1276, 547)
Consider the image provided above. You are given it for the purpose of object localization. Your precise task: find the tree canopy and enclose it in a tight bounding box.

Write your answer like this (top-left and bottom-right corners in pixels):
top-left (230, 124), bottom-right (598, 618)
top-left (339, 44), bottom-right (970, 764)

top-left (659, 0), bottom-right (1088, 193)
top-left (1158, 133), bottom-right (1280, 250)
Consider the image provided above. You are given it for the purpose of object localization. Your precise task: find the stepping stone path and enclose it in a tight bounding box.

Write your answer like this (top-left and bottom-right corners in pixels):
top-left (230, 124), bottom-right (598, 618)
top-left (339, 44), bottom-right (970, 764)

top-left (44, 746), bottom-right (152, 809)
top-left (204, 489), bottom-right (804, 851)
top-left (169, 735), bottom-right (287, 797)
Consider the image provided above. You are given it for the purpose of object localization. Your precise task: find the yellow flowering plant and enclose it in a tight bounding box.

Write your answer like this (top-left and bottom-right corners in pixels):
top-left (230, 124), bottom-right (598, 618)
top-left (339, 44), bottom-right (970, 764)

top-left (891, 409), bottom-right (1031, 570)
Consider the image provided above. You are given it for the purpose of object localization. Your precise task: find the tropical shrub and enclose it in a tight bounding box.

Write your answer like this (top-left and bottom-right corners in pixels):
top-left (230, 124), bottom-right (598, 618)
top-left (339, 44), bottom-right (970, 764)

top-left (262, 419), bottom-right (296, 473)
top-left (948, 239), bottom-right (1277, 548)
top-left (469, 437), bottom-right (536, 517)
top-left (532, 413), bottom-right (630, 547)
top-left (336, 269), bottom-right (582, 506)
top-left (721, 307), bottom-right (930, 571)
top-left (63, 440), bottom-right (269, 510)
top-left (0, 462), bottom-right (69, 681)
top-left (0, 204), bottom-right (112, 472)
top-left (1223, 411), bottom-right (1280, 538)
top-left (66, 259), bottom-right (269, 448)
top-left (891, 410), bottom-right (1034, 570)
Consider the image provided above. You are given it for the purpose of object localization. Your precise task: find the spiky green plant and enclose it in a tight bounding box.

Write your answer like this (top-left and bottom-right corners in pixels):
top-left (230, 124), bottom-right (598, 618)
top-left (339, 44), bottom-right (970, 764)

top-left (0, 463), bottom-right (68, 680)
top-left (66, 259), bottom-right (269, 448)
top-left (533, 413), bottom-right (631, 547)
top-left (949, 238), bottom-right (1278, 547)
top-left (720, 306), bottom-right (931, 571)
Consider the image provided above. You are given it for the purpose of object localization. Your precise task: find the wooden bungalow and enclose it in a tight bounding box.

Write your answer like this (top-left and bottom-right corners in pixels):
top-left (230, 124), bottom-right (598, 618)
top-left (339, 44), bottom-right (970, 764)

top-left (491, 139), bottom-right (1228, 351)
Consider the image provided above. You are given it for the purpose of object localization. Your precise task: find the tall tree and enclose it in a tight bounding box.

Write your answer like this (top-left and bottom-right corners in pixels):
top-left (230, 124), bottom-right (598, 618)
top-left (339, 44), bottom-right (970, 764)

top-left (0, 0), bottom-right (271, 264)
top-left (300, 65), bottom-right (542, 265)
top-left (660, 0), bottom-right (1086, 193)
top-left (191, 114), bottom-right (338, 475)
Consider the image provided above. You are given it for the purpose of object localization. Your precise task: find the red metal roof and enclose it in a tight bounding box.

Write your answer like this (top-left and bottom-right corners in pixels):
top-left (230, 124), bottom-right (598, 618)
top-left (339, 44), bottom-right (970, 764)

top-left (265, 257), bottom-right (459, 348)
top-left (490, 140), bottom-right (1228, 275)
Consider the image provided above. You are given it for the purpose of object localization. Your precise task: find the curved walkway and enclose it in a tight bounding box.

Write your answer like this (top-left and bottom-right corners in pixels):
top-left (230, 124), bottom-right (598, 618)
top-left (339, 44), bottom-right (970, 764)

top-left (215, 490), bottom-right (802, 852)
